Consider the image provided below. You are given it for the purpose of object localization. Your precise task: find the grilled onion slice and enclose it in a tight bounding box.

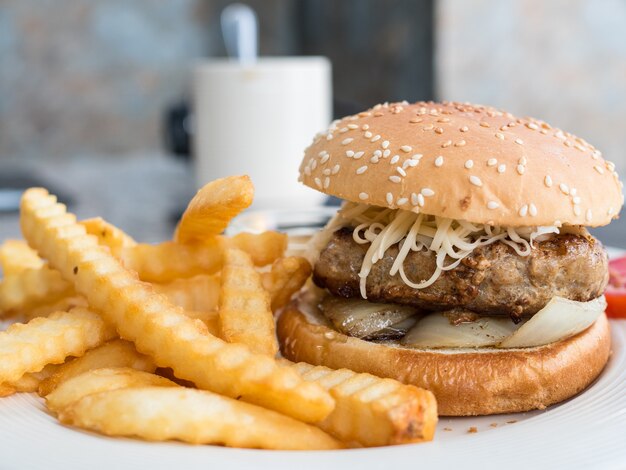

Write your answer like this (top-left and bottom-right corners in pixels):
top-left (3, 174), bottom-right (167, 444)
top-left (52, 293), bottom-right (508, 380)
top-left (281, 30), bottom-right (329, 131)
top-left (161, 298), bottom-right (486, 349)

top-left (319, 297), bottom-right (418, 340)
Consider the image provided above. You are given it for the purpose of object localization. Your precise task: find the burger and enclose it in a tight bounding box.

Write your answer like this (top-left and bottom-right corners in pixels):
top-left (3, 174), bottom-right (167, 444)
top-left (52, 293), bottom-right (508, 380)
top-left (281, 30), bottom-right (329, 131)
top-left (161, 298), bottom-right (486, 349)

top-left (277, 101), bottom-right (623, 416)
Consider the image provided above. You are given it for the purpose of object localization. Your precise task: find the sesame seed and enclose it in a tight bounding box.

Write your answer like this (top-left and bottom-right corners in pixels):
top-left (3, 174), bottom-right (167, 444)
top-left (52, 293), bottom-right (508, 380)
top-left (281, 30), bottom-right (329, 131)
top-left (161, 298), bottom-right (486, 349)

top-left (400, 145), bottom-right (412, 153)
top-left (487, 158), bottom-right (497, 166)
top-left (342, 138), bottom-right (354, 145)
top-left (318, 150), bottom-right (328, 157)
top-left (370, 156), bottom-right (380, 163)
top-left (409, 117), bottom-right (422, 124)
top-left (570, 187), bottom-right (577, 196)
top-left (371, 135), bottom-right (381, 143)
top-left (356, 166), bottom-right (368, 175)
top-left (608, 207), bottom-right (614, 216)
top-left (353, 151), bottom-right (365, 160)
top-left (559, 183), bottom-right (569, 195)
top-left (423, 124), bottom-right (434, 131)
top-left (487, 201), bottom-right (499, 210)
top-left (517, 165), bottom-right (525, 175)
top-left (332, 164), bottom-right (340, 174)
top-left (374, 150), bottom-right (383, 157)
top-left (348, 124), bottom-right (358, 129)
top-left (323, 177), bottom-right (330, 189)
top-left (586, 209), bottom-right (593, 222)
top-left (346, 150), bottom-right (354, 158)
top-left (438, 117), bottom-right (451, 123)
top-left (455, 140), bottom-right (467, 147)
top-left (411, 193), bottom-right (419, 206)
top-left (564, 140), bottom-right (573, 147)
top-left (390, 155), bottom-right (400, 164)
top-left (382, 140), bottom-right (390, 149)
top-left (500, 125), bottom-right (509, 131)
top-left (529, 203), bottom-right (537, 217)
top-left (573, 205), bottom-right (581, 216)
top-left (421, 188), bottom-right (435, 197)
top-left (479, 122), bottom-right (490, 128)
top-left (608, 161), bottom-right (616, 171)
top-left (435, 156), bottom-right (444, 167)
top-left (326, 134), bottom-right (333, 141)
top-left (526, 122), bottom-right (539, 130)
top-left (412, 154), bottom-right (423, 161)
top-left (311, 160), bottom-right (317, 170)
top-left (374, 112), bottom-right (384, 117)
top-left (397, 167), bottom-right (407, 177)
top-left (364, 131), bottom-right (373, 138)
top-left (495, 133), bottom-right (505, 140)
top-left (594, 165), bottom-right (605, 174)
top-left (322, 168), bottom-right (331, 176)
top-left (417, 193), bottom-right (425, 207)
top-left (304, 166), bottom-right (311, 176)
top-left (519, 204), bottom-right (529, 217)
top-left (545, 175), bottom-right (553, 187)
top-left (320, 154), bottom-right (330, 164)
top-left (519, 156), bottom-right (527, 165)
top-left (442, 140), bottom-right (452, 148)
top-left (460, 126), bottom-right (469, 132)
top-left (572, 196), bottom-right (581, 204)
top-left (435, 127), bottom-right (444, 134)
top-left (397, 197), bottom-right (408, 205)
top-left (386, 193), bottom-right (394, 205)
top-left (515, 138), bottom-right (524, 145)
top-left (389, 175), bottom-right (402, 183)
top-left (383, 149), bottom-right (391, 158)
top-left (314, 177), bottom-right (322, 188)
top-left (339, 127), bottom-right (349, 133)
top-left (359, 192), bottom-right (369, 200)
top-left (362, 124), bottom-right (370, 130)
top-left (469, 175), bottom-right (483, 187)
top-left (465, 159), bottom-right (474, 169)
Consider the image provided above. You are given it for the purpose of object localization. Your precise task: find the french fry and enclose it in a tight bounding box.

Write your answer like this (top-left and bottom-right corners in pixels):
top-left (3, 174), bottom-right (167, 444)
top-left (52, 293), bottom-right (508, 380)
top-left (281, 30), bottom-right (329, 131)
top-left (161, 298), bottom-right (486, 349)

top-left (80, 217), bottom-right (137, 250)
top-left (174, 175), bottom-right (254, 244)
top-left (219, 248), bottom-right (278, 356)
top-left (21, 295), bottom-right (87, 321)
top-left (20, 188), bottom-right (334, 423)
top-left (46, 367), bottom-right (177, 413)
top-left (0, 364), bottom-right (60, 397)
top-left (262, 256), bottom-right (312, 312)
top-left (59, 387), bottom-right (342, 450)
top-left (0, 308), bottom-right (115, 384)
top-left (0, 266), bottom-right (73, 316)
top-left (180, 310), bottom-right (220, 336)
top-left (287, 361), bottom-right (438, 447)
top-left (154, 274), bottom-right (221, 312)
top-left (0, 240), bottom-right (44, 275)
top-left (226, 231), bottom-right (288, 267)
top-left (39, 339), bottom-right (155, 397)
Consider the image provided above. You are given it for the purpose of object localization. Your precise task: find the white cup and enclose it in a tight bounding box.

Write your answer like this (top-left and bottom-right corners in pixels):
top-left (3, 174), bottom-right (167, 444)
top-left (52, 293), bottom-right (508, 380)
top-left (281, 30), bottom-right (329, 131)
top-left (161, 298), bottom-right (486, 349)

top-left (193, 57), bottom-right (332, 208)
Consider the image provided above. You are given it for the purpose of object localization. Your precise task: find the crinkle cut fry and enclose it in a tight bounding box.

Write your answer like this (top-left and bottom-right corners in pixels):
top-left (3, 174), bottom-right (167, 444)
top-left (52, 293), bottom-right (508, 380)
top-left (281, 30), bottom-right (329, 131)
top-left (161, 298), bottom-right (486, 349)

top-left (20, 188), bottom-right (334, 424)
top-left (287, 360), bottom-right (438, 446)
top-left (0, 308), bottom-right (115, 384)
top-left (0, 239), bottom-right (44, 275)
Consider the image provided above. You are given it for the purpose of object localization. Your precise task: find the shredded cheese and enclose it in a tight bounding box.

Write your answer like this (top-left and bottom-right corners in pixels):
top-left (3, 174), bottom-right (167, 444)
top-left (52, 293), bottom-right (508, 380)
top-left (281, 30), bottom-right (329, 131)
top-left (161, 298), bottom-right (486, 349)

top-left (312, 203), bottom-right (564, 299)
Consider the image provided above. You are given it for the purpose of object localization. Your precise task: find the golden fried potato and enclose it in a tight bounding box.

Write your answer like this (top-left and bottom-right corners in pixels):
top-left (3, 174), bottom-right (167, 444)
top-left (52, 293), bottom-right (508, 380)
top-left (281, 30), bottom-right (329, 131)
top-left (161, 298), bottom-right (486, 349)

top-left (46, 367), bottom-right (177, 413)
top-left (219, 248), bottom-right (278, 356)
top-left (286, 360), bottom-right (438, 446)
top-left (154, 274), bottom-right (220, 312)
top-left (0, 308), bottom-right (115, 384)
top-left (39, 339), bottom-right (155, 397)
top-left (179, 310), bottom-right (220, 336)
top-left (262, 256), bottom-right (312, 312)
top-left (0, 266), bottom-right (73, 316)
top-left (174, 175), bottom-right (254, 244)
top-left (21, 295), bottom-right (87, 321)
top-left (225, 231), bottom-right (288, 267)
top-left (80, 217), bottom-right (136, 251)
top-left (0, 240), bottom-right (44, 275)
top-left (59, 387), bottom-right (342, 450)
top-left (20, 188), bottom-right (334, 423)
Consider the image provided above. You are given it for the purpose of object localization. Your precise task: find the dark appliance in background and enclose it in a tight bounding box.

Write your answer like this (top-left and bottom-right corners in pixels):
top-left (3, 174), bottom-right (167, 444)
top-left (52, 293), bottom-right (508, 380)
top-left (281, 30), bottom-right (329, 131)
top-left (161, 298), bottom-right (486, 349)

top-left (164, 0), bottom-right (434, 160)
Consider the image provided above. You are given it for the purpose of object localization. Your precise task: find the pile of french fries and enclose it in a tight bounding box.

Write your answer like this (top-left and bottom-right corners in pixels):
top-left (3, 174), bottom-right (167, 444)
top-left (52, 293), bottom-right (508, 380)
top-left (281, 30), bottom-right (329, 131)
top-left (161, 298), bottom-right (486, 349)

top-left (0, 175), bottom-right (437, 450)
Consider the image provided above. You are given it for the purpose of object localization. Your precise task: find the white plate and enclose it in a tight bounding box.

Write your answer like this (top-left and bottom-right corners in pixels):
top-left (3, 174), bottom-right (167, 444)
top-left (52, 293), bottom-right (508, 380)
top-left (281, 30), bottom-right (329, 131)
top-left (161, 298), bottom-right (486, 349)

top-left (1, 249), bottom-right (625, 469)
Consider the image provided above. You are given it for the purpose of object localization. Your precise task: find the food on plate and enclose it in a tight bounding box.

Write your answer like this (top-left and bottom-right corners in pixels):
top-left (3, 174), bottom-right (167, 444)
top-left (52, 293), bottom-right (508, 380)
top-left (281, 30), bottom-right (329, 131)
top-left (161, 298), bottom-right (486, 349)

top-left (285, 360), bottom-right (437, 447)
top-left (0, 239), bottom-right (44, 274)
top-left (605, 255), bottom-right (626, 318)
top-left (58, 386), bottom-right (342, 450)
top-left (46, 367), bottom-right (178, 413)
top-left (39, 339), bottom-right (155, 397)
top-left (81, 217), bottom-right (137, 250)
top-left (20, 188), bottom-right (334, 424)
top-left (278, 100), bottom-right (623, 416)
top-left (0, 365), bottom-right (58, 396)
top-left (262, 256), bottom-right (313, 312)
top-left (218, 248), bottom-right (278, 356)
top-left (175, 175), bottom-right (254, 243)
top-left (0, 308), bottom-right (115, 385)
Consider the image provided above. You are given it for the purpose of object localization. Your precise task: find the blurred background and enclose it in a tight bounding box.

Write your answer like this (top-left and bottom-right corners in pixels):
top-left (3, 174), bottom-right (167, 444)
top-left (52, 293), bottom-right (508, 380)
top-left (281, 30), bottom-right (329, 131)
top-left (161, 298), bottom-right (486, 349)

top-left (0, 0), bottom-right (625, 244)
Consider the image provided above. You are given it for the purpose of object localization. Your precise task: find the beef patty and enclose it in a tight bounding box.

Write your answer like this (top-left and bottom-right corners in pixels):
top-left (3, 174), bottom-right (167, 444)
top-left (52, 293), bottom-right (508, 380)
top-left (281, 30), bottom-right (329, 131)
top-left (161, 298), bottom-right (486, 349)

top-left (313, 228), bottom-right (608, 318)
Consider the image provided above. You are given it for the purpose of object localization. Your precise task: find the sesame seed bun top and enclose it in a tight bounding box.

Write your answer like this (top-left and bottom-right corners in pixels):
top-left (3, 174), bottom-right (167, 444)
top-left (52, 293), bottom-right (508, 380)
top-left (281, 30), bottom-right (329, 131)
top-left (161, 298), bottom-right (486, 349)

top-left (298, 101), bottom-right (623, 227)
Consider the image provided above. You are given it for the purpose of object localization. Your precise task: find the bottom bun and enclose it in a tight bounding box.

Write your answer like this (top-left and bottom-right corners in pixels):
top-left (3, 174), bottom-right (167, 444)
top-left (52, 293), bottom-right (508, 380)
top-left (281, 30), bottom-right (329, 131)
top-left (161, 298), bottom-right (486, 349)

top-left (277, 297), bottom-right (611, 416)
